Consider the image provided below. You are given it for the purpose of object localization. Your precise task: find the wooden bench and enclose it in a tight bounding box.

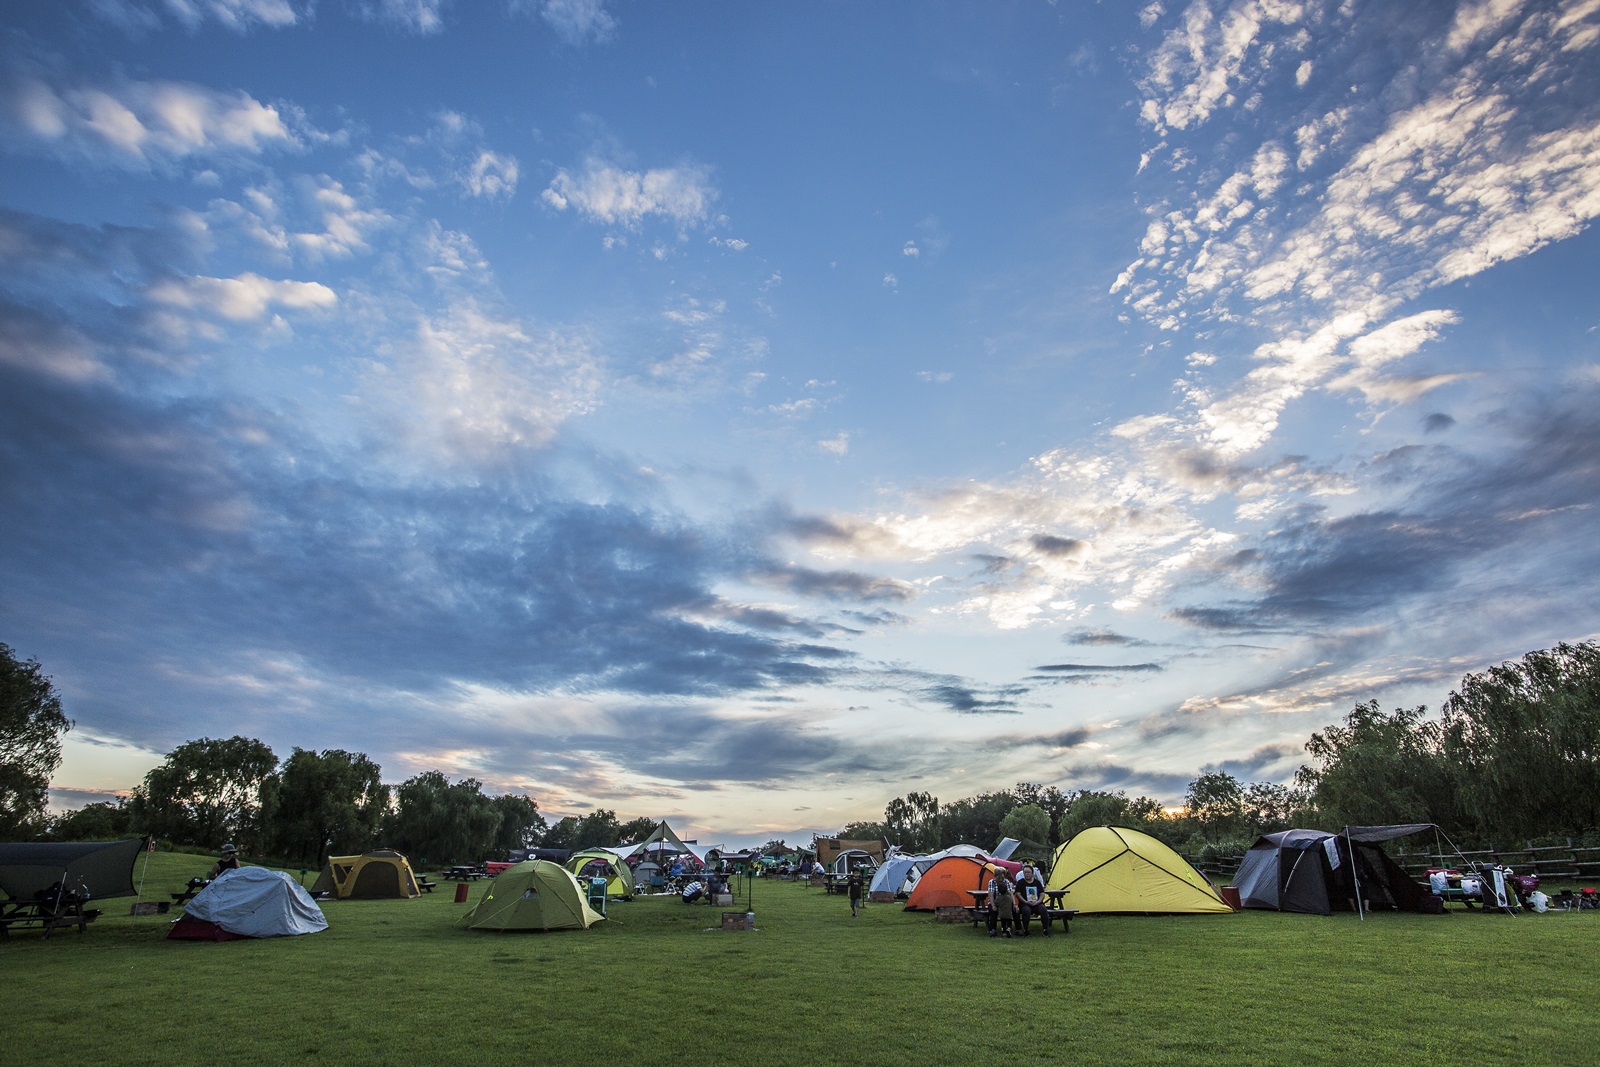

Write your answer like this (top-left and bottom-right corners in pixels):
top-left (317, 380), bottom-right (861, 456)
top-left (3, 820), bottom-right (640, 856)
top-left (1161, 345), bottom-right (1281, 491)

top-left (968, 904), bottom-right (1077, 934)
top-left (415, 878), bottom-right (437, 893)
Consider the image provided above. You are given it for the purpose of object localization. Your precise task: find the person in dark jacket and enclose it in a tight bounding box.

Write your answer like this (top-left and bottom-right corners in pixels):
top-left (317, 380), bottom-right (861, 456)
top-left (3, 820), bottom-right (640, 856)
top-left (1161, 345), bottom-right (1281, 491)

top-left (847, 867), bottom-right (864, 917)
top-left (1014, 862), bottom-right (1050, 936)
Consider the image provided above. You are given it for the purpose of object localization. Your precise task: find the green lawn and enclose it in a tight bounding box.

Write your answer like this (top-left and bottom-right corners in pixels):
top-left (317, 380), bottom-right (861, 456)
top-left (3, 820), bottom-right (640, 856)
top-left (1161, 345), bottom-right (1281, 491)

top-left (5, 852), bottom-right (1595, 1065)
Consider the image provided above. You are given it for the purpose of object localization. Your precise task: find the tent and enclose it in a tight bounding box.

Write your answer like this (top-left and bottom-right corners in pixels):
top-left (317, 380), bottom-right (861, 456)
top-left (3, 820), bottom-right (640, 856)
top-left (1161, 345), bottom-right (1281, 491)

top-left (0, 837), bottom-right (149, 899)
top-left (1232, 825), bottom-right (1432, 916)
top-left (1045, 826), bottom-right (1232, 914)
top-left (828, 849), bottom-right (877, 876)
top-left (567, 848), bottom-right (636, 899)
top-left (168, 867), bottom-right (328, 940)
top-left (309, 849), bottom-right (422, 899)
top-left (868, 855), bottom-right (919, 899)
top-left (904, 855), bottom-right (1006, 911)
top-left (459, 860), bottom-right (604, 932)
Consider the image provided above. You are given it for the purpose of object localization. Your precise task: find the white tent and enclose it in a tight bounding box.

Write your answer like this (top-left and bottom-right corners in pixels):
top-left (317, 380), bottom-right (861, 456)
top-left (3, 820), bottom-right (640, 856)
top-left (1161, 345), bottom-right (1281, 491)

top-left (174, 868), bottom-right (328, 938)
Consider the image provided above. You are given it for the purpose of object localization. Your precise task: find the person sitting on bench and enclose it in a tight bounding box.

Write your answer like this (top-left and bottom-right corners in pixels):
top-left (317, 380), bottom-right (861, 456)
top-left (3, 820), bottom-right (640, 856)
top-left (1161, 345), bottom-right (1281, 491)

top-left (1014, 862), bottom-right (1051, 936)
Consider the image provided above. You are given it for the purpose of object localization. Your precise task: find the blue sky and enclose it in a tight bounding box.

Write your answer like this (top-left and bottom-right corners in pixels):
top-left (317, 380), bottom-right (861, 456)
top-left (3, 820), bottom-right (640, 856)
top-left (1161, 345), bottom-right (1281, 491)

top-left (3, 0), bottom-right (1598, 850)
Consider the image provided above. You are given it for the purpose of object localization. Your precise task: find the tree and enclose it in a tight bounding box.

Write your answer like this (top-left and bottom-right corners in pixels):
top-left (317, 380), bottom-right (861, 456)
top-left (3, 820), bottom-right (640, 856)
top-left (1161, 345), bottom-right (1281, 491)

top-left (1296, 701), bottom-right (1452, 829)
top-left (384, 771), bottom-right (502, 867)
top-left (1058, 790), bottom-right (1131, 843)
top-left (1442, 641), bottom-right (1600, 839)
top-left (1241, 781), bottom-right (1303, 837)
top-left (489, 794), bottom-right (548, 858)
top-left (262, 748), bottom-right (388, 865)
top-left (938, 790), bottom-right (1015, 851)
top-left (541, 815), bottom-right (582, 851)
top-left (0, 642), bottom-right (73, 838)
top-left (1184, 772), bottom-right (1245, 841)
top-left (129, 736), bottom-right (277, 851)
top-left (999, 802), bottom-right (1050, 850)
top-left (883, 790), bottom-right (940, 852)
top-left (838, 819), bottom-right (889, 841)
top-left (51, 799), bottom-right (133, 841)
top-left (616, 815), bottom-right (658, 844)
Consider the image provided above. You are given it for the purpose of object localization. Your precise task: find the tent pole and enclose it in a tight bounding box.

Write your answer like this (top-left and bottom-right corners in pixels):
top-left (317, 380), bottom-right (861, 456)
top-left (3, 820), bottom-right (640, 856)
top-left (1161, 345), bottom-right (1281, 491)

top-left (1346, 829), bottom-right (1365, 921)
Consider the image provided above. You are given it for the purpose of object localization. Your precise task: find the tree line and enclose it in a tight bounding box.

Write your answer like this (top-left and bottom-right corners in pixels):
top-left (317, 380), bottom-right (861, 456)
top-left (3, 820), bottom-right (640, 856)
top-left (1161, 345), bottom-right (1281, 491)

top-left (832, 642), bottom-right (1600, 858)
top-left (4, 640), bottom-right (1599, 862)
top-left (45, 740), bottom-right (668, 868)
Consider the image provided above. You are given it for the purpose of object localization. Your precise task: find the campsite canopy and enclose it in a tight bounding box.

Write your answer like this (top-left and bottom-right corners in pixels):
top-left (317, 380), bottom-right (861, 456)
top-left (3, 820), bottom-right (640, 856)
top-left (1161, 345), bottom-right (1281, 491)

top-left (1232, 825), bottom-right (1432, 915)
top-left (604, 821), bottom-right (705, 868)
top-left (0, 837), bottom-right (148, 899)
top-left (1044, 826), bottom-right (1232, 914)
top-left (310, 849), bottom-right (421, 899)
top-left (460, 860), bottom-right (604, 932)
top-left (169, 867), bottom-right (328, 939)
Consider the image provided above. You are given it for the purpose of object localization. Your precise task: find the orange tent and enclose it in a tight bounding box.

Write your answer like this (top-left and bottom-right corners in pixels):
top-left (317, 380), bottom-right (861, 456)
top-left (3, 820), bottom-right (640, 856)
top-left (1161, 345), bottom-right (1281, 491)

top-left (904, 855), bottom-right (1002, 911)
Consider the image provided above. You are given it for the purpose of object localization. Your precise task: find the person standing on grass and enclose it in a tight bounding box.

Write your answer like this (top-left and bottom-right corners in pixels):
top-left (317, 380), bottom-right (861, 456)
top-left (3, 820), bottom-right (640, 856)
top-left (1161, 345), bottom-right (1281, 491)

top-left (987, 867), bottom-right (1016, 938)
top-left (847, 865), bottom-right (864, 917)
top-left (1014, 861), bottom-right (1050, 936)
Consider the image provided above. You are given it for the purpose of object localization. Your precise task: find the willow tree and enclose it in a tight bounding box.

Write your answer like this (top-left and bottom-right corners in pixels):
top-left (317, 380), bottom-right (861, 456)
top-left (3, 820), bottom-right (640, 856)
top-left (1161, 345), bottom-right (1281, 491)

top-left (1443, 642), bottom-right (1600, 839)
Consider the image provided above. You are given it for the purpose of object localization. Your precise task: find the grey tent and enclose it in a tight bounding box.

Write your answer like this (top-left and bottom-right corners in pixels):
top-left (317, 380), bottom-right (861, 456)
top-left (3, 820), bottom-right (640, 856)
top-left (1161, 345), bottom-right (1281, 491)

top-left (169, 867), bottom-right (328, 939)
top-left (0, 838), bottom-right (149, 899)
top-left (1233, 825), bottom-right (1432, 915)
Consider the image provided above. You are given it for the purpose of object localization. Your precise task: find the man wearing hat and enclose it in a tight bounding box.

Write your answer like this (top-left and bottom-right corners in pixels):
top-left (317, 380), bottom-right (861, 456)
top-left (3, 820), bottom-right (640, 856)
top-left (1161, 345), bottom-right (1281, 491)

top-left (208, 843), bottom-right (242, 880)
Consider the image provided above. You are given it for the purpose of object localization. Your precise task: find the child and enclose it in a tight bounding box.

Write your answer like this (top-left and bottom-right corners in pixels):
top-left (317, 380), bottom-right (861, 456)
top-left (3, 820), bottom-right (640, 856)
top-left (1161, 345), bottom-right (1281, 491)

top-left (988, 868), bottom-right (1015, 938)
top-left (847, 867), bottom-right (864, 917)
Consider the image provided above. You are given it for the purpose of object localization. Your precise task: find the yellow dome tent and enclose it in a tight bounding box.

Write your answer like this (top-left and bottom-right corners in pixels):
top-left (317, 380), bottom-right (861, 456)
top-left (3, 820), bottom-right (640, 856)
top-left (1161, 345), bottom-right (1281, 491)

top-left (1044, 826), bottom-right (1232, 914)
top-left (309, 849), bottom-right (422, 899)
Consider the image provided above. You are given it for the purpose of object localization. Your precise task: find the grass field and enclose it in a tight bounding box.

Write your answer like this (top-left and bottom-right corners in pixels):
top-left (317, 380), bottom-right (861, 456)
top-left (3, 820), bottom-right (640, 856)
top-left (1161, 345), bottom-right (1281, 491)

top-left (5, 851), bottom-right (1595, 1066)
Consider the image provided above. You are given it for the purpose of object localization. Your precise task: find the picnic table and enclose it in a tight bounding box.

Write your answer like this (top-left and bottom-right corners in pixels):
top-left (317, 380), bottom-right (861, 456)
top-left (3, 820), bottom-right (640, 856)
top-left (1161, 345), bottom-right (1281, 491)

top-left (0, 896), bottom-right (100, 939)
top-left (964, 889), bottom-right (1077, 934)
top-left (171, 877), bottom-right (210, 904)
top-left (442, 866), bottom-right (486, 881)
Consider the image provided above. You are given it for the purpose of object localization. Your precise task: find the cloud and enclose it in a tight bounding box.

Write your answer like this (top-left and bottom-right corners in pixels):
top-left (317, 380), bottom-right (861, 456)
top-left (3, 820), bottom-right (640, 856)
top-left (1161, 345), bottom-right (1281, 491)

top-left (2, 71), bottom-right (297, 169)
top-left (542, 158), bottom-right (716, 230)
top-left (519, 0), bottom-right (617, 46)
top-left (1063, 627), bottom-right (1152, 647)
top-left (357, 0), bottom-right (449, 35)
top-left (147, 271), bottom-right (336, 321)
top-left (461, 150), bottom-right (519, 200)
top-left (92, 0), bottom-right (301, 32)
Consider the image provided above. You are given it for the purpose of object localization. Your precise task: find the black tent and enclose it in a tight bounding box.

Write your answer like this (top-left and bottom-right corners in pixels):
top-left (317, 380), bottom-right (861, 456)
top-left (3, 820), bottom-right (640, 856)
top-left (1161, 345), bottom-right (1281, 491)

top-left (0, 838), bottom-right (150, 899)
top-left (1233, 825), bottom-right (1431, 915)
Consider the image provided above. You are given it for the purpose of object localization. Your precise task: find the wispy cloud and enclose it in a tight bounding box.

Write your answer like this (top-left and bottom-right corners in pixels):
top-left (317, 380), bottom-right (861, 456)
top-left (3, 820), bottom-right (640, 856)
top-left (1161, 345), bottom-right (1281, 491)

top-left (542, 157), bottom-right (717, 230)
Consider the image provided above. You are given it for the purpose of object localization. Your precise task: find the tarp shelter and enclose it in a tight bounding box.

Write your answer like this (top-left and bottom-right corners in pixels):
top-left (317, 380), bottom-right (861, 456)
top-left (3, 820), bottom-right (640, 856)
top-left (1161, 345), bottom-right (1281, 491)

top-left (1045, 826), bottom-right (1232, 914)
top-left (459, 860), bottom-right (604, 932)
top-left (567, 849), bottom-right (635, 899)
top-left (606, 821), bottom-right (704, 870)
top-left (309, 849), bottom-right (422, 899)
top-left (904, 855), bottom-right (1006, 911)
top-left (168, 867), bottom-right (328, 940)
top-left (0, 837), bottom-right (148, 899)
top-left (1232, 825), bottom-right (1432, 916)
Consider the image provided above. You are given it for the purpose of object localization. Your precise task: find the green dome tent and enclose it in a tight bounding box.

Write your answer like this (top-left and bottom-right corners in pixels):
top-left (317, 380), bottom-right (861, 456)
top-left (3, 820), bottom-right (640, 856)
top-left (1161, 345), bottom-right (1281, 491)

top-left (566, 849), bottom-right (635, 900)
top-left (459, 860), bottom-right (604, 932)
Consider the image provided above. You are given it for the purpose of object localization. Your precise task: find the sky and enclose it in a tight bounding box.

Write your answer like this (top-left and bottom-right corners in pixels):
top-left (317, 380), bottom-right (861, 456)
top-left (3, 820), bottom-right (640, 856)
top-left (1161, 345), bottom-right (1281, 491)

top-left (2, 0), bottom-right (1599, 851)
